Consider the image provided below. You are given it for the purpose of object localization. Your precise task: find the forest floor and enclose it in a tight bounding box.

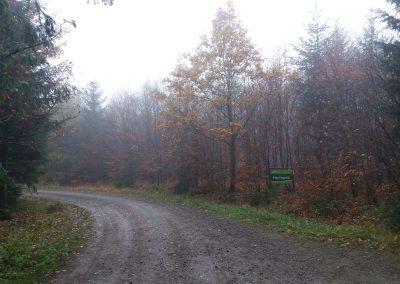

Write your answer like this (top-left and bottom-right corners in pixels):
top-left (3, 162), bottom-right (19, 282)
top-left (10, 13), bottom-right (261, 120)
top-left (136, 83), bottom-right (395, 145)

top-left (0, 196), bottom-right (92, 282)
top-left (37, 189), bottom-right (400, 283)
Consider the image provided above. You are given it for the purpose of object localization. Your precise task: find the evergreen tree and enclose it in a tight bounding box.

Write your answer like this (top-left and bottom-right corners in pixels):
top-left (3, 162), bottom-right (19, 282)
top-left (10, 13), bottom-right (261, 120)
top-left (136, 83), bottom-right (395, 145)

top-left (54, 82), bottom-right (108, 184)
top-left (295, 10), bottom-right (330, 175)
top-left (378, 0), bottom-right (400, 187)
top-left (0, 0), bottom-right (73, 216)
top-left (79, 82), bottom-right (108, 182)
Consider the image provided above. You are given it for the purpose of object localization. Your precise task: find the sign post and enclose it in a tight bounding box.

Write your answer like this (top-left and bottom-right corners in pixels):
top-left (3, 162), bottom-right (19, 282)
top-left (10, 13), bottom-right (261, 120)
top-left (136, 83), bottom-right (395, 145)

top-left (270, 168), bottom-right (293, 186)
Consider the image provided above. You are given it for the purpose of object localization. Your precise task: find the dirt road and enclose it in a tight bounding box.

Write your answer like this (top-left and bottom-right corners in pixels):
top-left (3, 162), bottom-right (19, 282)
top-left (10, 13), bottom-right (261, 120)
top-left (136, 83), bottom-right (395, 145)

top-left (39, 190), bottom-right (400, 283)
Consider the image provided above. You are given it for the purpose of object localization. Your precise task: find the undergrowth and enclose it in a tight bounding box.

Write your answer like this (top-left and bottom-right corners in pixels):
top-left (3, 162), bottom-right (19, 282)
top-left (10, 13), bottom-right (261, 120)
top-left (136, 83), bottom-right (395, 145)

top-left (0, 196), bottom-right (92, 282)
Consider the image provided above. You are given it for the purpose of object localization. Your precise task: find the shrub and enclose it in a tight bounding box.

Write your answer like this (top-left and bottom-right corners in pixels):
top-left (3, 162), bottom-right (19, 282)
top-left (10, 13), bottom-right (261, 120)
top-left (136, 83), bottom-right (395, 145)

top-left (218, 193), bottom-right (236, 203)
top-left (189, 187), bottom-right (214, 196)
top-left (113, 166), bottom-right (137, 188)
top-left (313, 193), bottom-right (347, 218)
top-left (380, 202), bottom-right (400, 231)
top-left (249, 187), bottom-right (275, 207)
top-left (173, 167), bottom-right (191, 194)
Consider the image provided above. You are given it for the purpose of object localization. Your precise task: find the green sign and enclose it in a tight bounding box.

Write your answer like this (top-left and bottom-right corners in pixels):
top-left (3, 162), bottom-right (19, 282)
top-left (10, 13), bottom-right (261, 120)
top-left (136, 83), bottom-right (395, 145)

top-left (270, 168), bottom-right (293, 185)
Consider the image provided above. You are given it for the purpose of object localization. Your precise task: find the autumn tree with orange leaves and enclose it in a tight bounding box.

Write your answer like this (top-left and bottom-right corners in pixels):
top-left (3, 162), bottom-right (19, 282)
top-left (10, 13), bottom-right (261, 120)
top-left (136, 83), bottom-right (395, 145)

top-left (166, 3), bottom-right (263, 193)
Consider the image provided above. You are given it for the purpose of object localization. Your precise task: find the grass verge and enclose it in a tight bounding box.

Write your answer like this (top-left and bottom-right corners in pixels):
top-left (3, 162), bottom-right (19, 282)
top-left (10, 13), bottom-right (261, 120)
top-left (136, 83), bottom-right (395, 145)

top-left (42, 184), bottom-right (400, 252)
top-left (0, 196), bottom-right (92, 283)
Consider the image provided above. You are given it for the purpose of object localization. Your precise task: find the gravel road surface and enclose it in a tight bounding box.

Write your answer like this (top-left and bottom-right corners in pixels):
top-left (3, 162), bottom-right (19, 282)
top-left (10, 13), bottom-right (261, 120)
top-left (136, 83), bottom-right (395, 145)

top-left (39, 190), bottom-right (400, 284)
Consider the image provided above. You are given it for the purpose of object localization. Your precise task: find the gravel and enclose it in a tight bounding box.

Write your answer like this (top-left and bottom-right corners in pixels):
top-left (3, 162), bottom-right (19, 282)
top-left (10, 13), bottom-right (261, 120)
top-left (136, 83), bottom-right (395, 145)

top-left (39, 190), bottom-right (400, 284)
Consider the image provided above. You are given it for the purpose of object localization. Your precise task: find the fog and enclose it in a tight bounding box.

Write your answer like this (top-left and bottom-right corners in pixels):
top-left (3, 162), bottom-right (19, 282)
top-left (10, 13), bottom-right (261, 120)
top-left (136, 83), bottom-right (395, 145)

top-left (45, 0), bottom-right (388, 96)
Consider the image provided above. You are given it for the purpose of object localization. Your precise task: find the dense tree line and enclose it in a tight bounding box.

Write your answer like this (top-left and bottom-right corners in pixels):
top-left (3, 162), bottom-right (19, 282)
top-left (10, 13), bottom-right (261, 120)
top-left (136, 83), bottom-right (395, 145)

top-left (44, 2), bottom-right (400, 228)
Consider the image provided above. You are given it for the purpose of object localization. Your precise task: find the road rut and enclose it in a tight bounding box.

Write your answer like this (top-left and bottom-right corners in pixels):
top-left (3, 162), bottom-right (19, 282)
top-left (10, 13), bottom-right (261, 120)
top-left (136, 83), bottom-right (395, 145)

top-left (39, 190), bottom-right (400, 283)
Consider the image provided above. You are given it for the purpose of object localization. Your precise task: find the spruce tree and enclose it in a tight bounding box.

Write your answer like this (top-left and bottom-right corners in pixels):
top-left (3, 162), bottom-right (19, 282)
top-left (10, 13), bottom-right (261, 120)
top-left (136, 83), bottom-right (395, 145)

top-left (378, 1), bottom-right (400, 190)
top-left (0, 0), bottom-right (73, 216)
top-left (379, 0), bottom-right (400, 141)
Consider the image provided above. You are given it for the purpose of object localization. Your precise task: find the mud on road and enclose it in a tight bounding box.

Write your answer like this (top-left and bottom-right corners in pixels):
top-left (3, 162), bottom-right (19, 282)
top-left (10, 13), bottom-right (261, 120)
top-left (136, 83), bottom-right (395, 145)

top-left (39, 190), bottom-right (400, 284)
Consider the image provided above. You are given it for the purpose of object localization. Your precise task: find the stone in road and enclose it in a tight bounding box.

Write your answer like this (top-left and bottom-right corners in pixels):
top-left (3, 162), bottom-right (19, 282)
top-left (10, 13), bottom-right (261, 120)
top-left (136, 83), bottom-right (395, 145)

top-left (39, 190), bottom-right (400, 283)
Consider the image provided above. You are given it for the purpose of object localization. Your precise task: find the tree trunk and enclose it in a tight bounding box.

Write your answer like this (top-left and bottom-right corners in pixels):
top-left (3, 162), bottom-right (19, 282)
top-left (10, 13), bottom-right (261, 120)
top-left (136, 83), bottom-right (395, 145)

top-left (228, 133), bottom-right (236, 193)
top-left (226, 84), bottom-right (237, 194)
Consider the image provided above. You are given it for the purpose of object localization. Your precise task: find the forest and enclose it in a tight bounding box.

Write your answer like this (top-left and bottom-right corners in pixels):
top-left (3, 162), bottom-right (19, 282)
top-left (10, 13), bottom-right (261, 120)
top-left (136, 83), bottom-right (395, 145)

top-left (1, 0), bottom-right (400, 230)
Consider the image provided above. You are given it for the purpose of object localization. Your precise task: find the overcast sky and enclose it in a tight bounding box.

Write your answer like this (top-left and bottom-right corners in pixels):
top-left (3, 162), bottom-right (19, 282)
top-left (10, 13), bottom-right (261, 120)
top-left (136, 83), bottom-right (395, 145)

top-left (44, 0), bottom-right (389, 96)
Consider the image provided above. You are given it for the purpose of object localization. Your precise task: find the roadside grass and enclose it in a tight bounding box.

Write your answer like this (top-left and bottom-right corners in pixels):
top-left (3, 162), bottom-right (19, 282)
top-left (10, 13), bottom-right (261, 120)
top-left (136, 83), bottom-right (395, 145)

top-left (0, 196), bottom-right (92, 283)
top-left (42, 184), bottom-right (400, 252)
